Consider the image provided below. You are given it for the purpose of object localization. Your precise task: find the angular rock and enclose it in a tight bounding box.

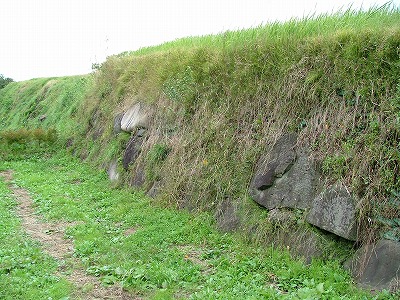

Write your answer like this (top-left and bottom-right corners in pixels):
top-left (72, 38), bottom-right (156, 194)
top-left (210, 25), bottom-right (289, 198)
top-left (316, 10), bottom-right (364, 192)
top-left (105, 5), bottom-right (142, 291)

top-left (121, 102), bottom-right (150, 132)
top-left (306, 183), bottom-right (358, 241)
top-left (344, 239), bottom-right (400, 292)
top-left (122, 129), bottom-right (146, 170)
top-left (250, 133), bottom-right (320, 210)
top-left (107, 160), bottom-right (119, 182)
top-left (113, 113), bottom-right (124, 133)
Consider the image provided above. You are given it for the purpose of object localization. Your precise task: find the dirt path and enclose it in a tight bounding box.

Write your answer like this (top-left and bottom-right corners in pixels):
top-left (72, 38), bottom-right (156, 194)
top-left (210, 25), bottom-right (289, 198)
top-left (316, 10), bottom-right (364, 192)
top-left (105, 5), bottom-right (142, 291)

top-left (0, 170), bottom-right (136, 300)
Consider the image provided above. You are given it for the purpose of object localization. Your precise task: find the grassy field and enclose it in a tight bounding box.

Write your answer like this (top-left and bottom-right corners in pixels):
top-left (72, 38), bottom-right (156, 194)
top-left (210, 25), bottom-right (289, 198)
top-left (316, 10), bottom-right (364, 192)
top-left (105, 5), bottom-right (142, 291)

top-left (0, 149), bottom-right (397, 299)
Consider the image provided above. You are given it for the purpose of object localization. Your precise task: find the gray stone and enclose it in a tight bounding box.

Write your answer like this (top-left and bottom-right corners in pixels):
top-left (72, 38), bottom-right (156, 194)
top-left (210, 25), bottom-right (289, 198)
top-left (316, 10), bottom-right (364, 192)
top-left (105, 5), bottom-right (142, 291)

top-left (306, 183), bottom-right (357, 241)
top-left (107, 160), bottom-right (120, 182)
top-left (250, 134), bottom-right (320, 210)
top-left (122, 129), bottom-right (146, 170)
top-left (136, 128), bottom-right (146, 137)
top-left (120, 102), bottom-right (150, 132)
top-left (113, 113), bottom-right (124, 133)
top-left (214, 198), bottom-right (240, 232)
top-left (344, 239), bottom-right (400, 292)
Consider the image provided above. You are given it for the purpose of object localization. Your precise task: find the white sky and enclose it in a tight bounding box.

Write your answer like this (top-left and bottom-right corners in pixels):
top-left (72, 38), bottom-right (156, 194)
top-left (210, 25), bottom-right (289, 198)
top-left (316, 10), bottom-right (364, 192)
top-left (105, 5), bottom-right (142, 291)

top-left (1, 0), bottom-right (398, 81)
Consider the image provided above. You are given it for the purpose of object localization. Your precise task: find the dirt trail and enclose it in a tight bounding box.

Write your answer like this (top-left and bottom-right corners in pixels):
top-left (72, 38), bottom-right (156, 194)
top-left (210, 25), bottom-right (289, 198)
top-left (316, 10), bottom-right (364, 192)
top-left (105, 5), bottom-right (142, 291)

top-left (0, 170), bottom-right (136, 300)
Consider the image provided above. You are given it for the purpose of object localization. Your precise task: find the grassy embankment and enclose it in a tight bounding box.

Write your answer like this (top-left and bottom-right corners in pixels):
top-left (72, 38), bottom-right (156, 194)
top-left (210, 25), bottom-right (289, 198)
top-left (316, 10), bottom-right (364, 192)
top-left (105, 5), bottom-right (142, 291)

top-left (0, 151), bottom-right (395, 299)
top-left (0, 7), bottom-right (399, 257)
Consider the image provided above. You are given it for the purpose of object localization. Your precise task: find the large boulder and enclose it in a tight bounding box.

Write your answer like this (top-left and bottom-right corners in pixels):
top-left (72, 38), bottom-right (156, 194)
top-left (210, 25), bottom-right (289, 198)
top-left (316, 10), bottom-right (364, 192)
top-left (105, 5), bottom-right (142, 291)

top-left (306, 183), bottom-right (358, 241)
top-left (344, 239), bottom-right (400, 292)
top-left (250, 133), bottom-right (320, 210)
top-left (120, 102), bottom-right (150, 132)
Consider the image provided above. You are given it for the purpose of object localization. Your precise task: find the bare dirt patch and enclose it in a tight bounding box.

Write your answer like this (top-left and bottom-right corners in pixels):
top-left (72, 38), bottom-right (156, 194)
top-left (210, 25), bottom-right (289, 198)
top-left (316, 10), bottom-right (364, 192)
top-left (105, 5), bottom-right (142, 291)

top-left (123, 227), bottom-right (139, 236)
top-left (0, 170), bottom-right (137, 300)
top-left (176, 244), bottom-right (213, 274)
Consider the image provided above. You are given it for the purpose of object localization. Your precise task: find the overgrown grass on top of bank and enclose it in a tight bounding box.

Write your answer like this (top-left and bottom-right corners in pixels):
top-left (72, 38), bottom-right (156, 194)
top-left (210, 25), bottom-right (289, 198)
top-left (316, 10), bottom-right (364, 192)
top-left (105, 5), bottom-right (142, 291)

top-left (125, 5), bottom-right (400, 57)
top-left (1, 152), bottom-right (396, 299)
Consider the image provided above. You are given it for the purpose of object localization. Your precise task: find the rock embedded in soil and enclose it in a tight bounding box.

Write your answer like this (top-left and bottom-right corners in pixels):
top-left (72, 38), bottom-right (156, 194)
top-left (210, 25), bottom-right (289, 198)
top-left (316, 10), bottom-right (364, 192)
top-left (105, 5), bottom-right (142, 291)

top-left (113, 112), bottom-right (124, 133)
top-left (108, 160), bottom-right (120, 182)
top-left (214, 198), bottom-right (240, 232)
top-left (344, 239), bottom-right (400, 292)
top-left (250, 133), bottom-right (320, 210)
top-left (122, 129), bottom-right (146, 170)
top-left (306, 182), bottom-right (358, 241)
top-left (120, 102), bottom-right (150, 132)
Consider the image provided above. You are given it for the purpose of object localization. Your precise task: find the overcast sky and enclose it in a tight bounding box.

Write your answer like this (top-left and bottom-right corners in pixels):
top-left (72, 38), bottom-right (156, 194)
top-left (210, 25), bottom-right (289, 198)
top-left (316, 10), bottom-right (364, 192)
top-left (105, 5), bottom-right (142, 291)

top-left (1, 0), bottom-right (398, 81)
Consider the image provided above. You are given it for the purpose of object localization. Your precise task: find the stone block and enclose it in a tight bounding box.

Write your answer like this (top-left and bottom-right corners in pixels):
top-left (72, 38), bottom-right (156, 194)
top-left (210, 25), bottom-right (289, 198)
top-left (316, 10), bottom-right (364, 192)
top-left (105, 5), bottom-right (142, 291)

top-left (113, 113), bottom-right (124, 133)
top-left (250, 133), bottom-right (320, 210)
top-left (122, 129), bottom-right (146, 170)
top-left (344, 239), bottom-right (400, 292)
top-left (306, 183), bottom-right (358, 241)
top-left (107, 160), bottom-right (119, 182)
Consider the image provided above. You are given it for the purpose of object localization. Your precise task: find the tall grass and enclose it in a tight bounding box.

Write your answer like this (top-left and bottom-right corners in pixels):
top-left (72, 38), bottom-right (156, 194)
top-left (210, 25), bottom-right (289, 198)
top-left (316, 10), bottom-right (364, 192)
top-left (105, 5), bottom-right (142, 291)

top-left (0, 6), bottom-right (399, 251)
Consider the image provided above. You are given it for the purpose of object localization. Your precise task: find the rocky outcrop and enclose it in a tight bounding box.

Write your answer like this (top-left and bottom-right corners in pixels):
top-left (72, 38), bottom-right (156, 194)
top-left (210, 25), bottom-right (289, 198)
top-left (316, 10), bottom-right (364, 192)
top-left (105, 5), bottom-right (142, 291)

top-left (250, 133), bottom-right (360, 241)
top-left (250, 133), bottom-right (320, 210)
top-left (120, 102), bottom-right (150, 132)
top-left (122, 128), bottom-right (146, 170)
top-left (345, 239), bottom-right (400, 292)
top-left (307, 183), bottom-right (358, 241)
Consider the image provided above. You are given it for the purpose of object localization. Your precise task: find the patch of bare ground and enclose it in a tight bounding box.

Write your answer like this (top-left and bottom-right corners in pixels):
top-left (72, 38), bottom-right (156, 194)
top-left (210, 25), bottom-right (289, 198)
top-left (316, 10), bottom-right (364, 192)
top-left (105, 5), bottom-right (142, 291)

top-left (176, 244), bottom-right (214, 275)
top-left (0, 170), bottom-right (138, 300)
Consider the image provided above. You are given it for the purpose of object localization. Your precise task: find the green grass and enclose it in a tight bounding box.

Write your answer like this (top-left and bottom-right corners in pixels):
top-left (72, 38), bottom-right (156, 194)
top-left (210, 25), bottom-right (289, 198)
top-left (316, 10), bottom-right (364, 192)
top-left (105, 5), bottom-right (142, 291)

top-left (0, 5), bottom-right (399, 269)
top-left (0, 76), bottom-right (91, 140)
top-left (120, 5), bottom-right (399, 57)
top-left (0, 172), bottom-right (71, 299)
top-left (0, 151), bottom-right (397, 299)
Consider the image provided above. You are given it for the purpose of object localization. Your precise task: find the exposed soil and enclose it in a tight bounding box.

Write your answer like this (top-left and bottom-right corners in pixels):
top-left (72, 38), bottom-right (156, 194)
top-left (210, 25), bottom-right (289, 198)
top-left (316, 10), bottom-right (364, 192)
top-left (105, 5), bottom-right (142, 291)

top-left (0, 170), bottom-right (137, 300)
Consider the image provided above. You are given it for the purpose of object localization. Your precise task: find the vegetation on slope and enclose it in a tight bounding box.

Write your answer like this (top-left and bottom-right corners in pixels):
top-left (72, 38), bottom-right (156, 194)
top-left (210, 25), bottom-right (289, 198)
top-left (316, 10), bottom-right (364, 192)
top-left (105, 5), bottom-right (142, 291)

top-left (1, 152), bottom-right (395, 299)
top-left (0, 7), bottom-right (399, 252)
top-left (83, 8), bottom-right (400, 245)
top-left (0, 74), bottom-right (14, 90)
